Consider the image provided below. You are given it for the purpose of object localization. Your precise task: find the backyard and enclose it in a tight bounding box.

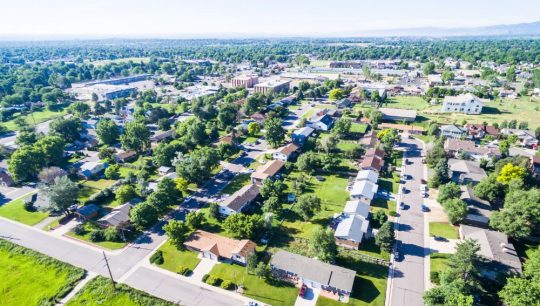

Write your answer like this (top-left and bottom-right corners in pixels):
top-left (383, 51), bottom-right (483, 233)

top-left (0, 239), bottom-right (85, 305)
top-left (67, 276), bottom-right (173, 306)
top-left (208, 262), bottom-right (299, 306)
top-left (0, 193), bottom-right (49, 226)
top-left (220, 173), bottom-right (251, 195)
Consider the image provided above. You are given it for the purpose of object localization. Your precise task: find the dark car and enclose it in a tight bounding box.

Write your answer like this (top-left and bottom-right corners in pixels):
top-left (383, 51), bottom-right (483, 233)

top-left (299, 284), bottom-right (308, 297)
top-left (421, 204), bottom-right (430, 212)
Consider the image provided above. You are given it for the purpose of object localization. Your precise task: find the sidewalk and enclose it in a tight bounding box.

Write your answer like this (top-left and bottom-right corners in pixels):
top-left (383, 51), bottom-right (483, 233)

top-left (57, 272), bottom-right (97, 305)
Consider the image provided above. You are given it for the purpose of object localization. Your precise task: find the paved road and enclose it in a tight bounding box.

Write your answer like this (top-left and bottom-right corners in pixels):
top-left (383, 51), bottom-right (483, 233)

top-left (0, 215), bottom-right (243, 306)
top-left (388, 137), bottom-right (427, 306)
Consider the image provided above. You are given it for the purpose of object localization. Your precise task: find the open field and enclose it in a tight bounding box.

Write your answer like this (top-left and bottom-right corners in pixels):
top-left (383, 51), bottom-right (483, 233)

top-left (155, 241), bottom-right (201, 272)
top-left (67, 276), bottom-right (173, 306)
top-left (429, 222), bottom-right (459, 239)
top-left (0, 239), bottom-right (85, 305)
top-left (0, 194), bottom-right (49, 225)
top-left (208, 262), bottom-right (299, 306)
top-left (1, 107), bottom-right (67, 131)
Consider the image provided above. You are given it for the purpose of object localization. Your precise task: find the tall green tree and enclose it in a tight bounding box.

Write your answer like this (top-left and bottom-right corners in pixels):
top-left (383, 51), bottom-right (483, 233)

top-left (309, 226), bottom-right (337, 263)
top-left (96, 118), bottom-right (120, 145)
top-left (264, 117), bottom-right (285, 148)
top-left (120, 121), bottom-right (151, 153)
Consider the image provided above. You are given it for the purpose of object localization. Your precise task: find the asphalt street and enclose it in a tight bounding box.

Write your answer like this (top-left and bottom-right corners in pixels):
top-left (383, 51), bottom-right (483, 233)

top-left (389, 137), bottom-right (427, 306)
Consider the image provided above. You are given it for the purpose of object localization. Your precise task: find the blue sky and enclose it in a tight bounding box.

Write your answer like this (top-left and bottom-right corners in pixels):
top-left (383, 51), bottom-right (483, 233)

top-left (1, 0), bottom-right (539, 37)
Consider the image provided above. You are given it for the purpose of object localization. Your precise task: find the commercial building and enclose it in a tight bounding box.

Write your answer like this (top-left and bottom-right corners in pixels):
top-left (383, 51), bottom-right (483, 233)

top-left (231, 75), bottom-right (259, 88)
top-left (253, 79), bottom-right (291, 95)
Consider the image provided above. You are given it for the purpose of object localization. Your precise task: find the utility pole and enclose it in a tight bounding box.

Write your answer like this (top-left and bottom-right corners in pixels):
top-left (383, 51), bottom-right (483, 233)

top-left (102, 251), bottom-right (116, 290)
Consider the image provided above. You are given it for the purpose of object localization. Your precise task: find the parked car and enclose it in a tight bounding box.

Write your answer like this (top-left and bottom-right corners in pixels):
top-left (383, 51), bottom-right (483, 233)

top-left (421, 204), bottom-right (430, 212)
top-left (421, 179), bottom-right (427, 185)
top-left (299, 284), bottom-right (308, 297)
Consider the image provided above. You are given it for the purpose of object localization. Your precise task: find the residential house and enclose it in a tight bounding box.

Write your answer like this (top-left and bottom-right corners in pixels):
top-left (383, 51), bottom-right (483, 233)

top-left (250, 112), bottom-right (266, 123)
top-left (448, 159), bottom-right (487, 184)
top-left (342, 199), bottom-right (371, 219)
top-left (441, 93), bottom-right (484, 114)
top-left (334, 215), bottom-right (369, 249)
top-left (378, 108), bottom-right (417, 122)
top-left (336, 98), bottom-right (351, 109)
top-left (251, 160), bottom-right (285, 185)
top-left (459, 225), bottom-right (522, 279)
top-left (500, 128), bottom-right (539, 149)
top-left (378, 123), bottom-right (425, 135)
top-left (114, 150), bottom-right (137, 163)
top-left (75, 204), bottom-right (100, 220)
top-left (355, 169), bottom-right (379, 184)
top-left (444, 139), bottom-right (501, 161)
top-left (359, 131), bottom-right (380, 148)
top-left (272, 143), bottom-right (299, 162)
top-left (78, 161), bottom-right (108, 178)
top-left (157, 166), bottom-right (173, 175)
top-left (359, 149), bottom-right (385, 173)
top-left (184, 230), bottom-right (256, 265)
top-left (150, 129), bottom-right (175, 147)
top-left (219, 184), bottom-right (260, 216)
top-left (307, 113), bottom-right (334, 131)
top-left (270, 250), bottom-right (356, 301)
top-left (439, 124), bottom-right (467, 139)
top-left (291, 127), bottom-right (315, 145)
top-left (98, 199), bottom-right (142, 228)
top-left (460, 186), bottom-right (492, 227)
top-left (350, 180), bottom-right (378, 201)
top-left (464, 124), bottom-right (499, 140)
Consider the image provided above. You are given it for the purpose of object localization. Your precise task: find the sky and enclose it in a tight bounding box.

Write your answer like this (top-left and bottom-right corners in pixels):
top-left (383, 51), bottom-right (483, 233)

top-left (0, 0), bottom-right (539, 38)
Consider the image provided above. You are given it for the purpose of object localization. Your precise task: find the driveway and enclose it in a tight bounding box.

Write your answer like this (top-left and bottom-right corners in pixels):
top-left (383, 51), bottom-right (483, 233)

top-left (388, 137), bottom-right (428, 306)
top-left (190, 257), bottom-right (217, 281)
top-left (294, 287), bottom-right (320, 306)
top-left (0, 185), bottom-right (36, 205)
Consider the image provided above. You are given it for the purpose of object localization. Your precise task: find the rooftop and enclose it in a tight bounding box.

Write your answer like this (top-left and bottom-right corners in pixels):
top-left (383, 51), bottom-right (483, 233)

top-left (220, 184), bottom-right (260, 212)
top-left (184, 230), bottom-right (256, 260)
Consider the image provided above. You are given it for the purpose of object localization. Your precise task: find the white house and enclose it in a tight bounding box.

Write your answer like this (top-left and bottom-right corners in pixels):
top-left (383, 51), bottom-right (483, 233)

top-left (440, 124), bottom-right (467, 139)
top-left (306, 114), bottom-right (334, 131)
top-left (350, 180), bottom-right (378, 202)
top-left (355, 170), bottom-right (379, 184)
top-left (334, 215), bottom-right (369, 249)
top-left (78, 161), bottom-right (108, 178)
top-left (441, 93), bottom-right (483, 114)
top-left (343, 200), bottom-right (371, 219)
top-left (272, 143), bottom-right (299, 162)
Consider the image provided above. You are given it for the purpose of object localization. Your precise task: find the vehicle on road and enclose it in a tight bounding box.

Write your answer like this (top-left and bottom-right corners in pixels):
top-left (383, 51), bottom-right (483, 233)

top-left (399, 202), bottom-right (405, 210)
top-left (421, 178), bottom-right (427, 185)
top-left (421, 204), bottom-right (430, 212)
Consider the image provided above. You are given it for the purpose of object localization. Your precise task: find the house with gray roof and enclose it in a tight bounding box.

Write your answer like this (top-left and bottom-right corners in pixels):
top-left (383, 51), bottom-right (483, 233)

top-left (307, 114), bottom-right (334, 131)
top-left (448, 159), bottom-right (487, 184)
top-left (334, 215), bottom-right (369, 249)
top-left (460, 186), bottom-right (492, 227)
top-left (292, 127), bottom-right (315, 145)
top-left (379, 107), bottom-right (417, 122)
top-left (219, 184), bottom-right (260, 216)
top-left (342, 199), bottom-right (370, 219)
top-left (459, 225), bottom-right (522, 280)
top-left (440, 124), bottom-right (467, 139)
top-left (270, 250), bottom-right (356, 300)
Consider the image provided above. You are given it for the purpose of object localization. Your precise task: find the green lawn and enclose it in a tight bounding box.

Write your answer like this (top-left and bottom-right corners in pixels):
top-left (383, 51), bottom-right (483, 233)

top-left (155, 241), bottom-right (201, 272)
top-left (429, 222), bottom-right (459, 239)
top-left (2, 107), bottom-right (67, 131)
top-left (350, 122), bottom-right (368, 134)
top-left (356, 239), bottom-right (390, 261)
top-left (301, 109), bottom-right (316, 119)
top-left (316, 254), bottom-right (388, 306)
top-left (77, 186), bottom-right (99, 203)
top-left (382, 96), bottom-right (430, 111)
top-left (208, 262), bottom-right (299, 306)
top-left (514, 240), bottom-right (540, 261)
top-left (119, 166), bottom-right (136, 179)
top-left (0, 194), bottom-right (49, 225)
top-left (67, 276), bottom-right (173, 306)
top-left (430, 253), bottom-right (451, 274)
top-left (338, 140), bottom-right (359, 152)
top-left (221, 173), bottom-right (251, 195)
top-left (241, 136), bottom-right (259, 144)
top-left (370, 198), bottom-right (397, 216)
top-left (81, 179), bottom-right (117, 190)
top-left (67, 222), bottom-right (128, 250)
top-left (0, 239), bottom-right (85, 305)
top-left (378, 177), bottom-right (399, 194)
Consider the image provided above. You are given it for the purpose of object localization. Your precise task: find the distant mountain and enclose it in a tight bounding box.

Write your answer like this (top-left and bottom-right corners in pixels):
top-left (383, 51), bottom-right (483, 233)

top-left (351, 21), bottom-right (540, 37)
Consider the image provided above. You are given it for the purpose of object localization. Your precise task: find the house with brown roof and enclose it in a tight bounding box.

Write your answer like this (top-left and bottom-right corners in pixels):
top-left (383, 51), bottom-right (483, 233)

top-left (272, 143), bottom-right (299, 162)
top-left (359, 148), bottom-right (385, 172)
top-left (219, 184), bottom-right (260, 216)
top-left (251, 160), bottom-right (285, 185)
top-left (464, 124), bottom-right (499, 140)
top-left (250, 112), bottom-right (266, 123)
top-left (184, 230), bottom-right (256, 265)
top-left (114, 150), bottom-right (137, 163)
top-left (444, 139), bottom-right (501, 161)
top-left (359, 131), bottom-right (380, 148)
top-left (378, 123), bottom-right (425, 135)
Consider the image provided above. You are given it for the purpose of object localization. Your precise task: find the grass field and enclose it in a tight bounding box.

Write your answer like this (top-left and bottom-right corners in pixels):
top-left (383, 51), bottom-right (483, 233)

top-left (429, 222), bottom-right (459, 239)
top-left (2, 107), bottom-right (67, 131)
top-left (0, 194), bottom-right (49, 225)
top-left (220, 173), bottom-right (251, 195)
top-left (67, 276), bottom-right (173, 306)
top-left (0, 239), bottom-right (85, 305)
top-left (80, 179), bottom-right (117, 190)
top-left (430, 253), bottom-right (451, 275)
top-left (208, 262), bottom-right (299, 306)
top-left (382, 96), bottom-right (430, 111)
top-left (154, 241), bottom-right (201, 272)
top-left (350, 122), bottom-right (368, 134)
top-left (67, 222), bottom-right (127, 250)
top-left (356, 238), bottom-right (391, 261)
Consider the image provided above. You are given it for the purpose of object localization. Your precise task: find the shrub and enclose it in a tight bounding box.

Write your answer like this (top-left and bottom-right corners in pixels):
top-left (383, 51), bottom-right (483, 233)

top-left (220, 280), bottom-right (234, 290)
top-left (430, 271), bottom-right (440, 285)
top-left (205, 275), bottom-right (220, 286)
top-left (201, 274), bottom-right (210, 283)
top-left (149, 250), bottom-right (164, 265)
top-left (89, 229), bottom-right (105, 242)
top-left (104, 226), bottom-right (120, 241)
top-left (73, 224), bottom-right (86, 235)
top-left (177, 266), bottom-right (191, 276)
top-left (389, 211), bottom-right (398, 217)
top-left (23, 200), bottom-right (35, 212)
